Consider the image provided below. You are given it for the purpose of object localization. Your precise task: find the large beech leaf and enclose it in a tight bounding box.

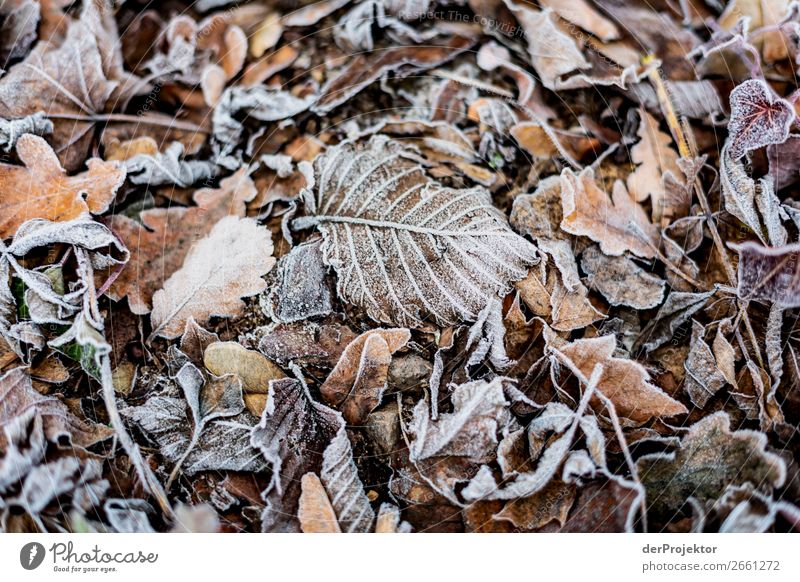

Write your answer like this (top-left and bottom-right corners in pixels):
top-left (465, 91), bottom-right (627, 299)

top-left (292, 136), bottom-right (538, 328)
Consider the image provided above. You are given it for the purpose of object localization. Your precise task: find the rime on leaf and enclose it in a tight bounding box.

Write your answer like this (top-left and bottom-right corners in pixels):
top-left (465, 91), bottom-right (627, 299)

top-left (250, 378), bottom-right (342, 533)
top-left (0, 367), bottom-right (113, 452)
top-left (560, 168), bottom-right (658, 259)
top-left (108, 168), bottom-right (257, 315)
top-left (727, 79), bottom-right (794, 160)
top-left (0, 135), bottom-right (125, 239)
top-left (554, 335), bottom-right (687, 423)
top-left (293, 137), bottom-right (538, 328)
top-left (320, 328), bottom-right (410, 425)
top-left (637, 412), bottom-right (786, 520)
top-left (150, 216), bottom-right (275, 339)
top-left (733, 241), bottom-right (800, 307)
top-left (0, 15), bottom-right (117, 171)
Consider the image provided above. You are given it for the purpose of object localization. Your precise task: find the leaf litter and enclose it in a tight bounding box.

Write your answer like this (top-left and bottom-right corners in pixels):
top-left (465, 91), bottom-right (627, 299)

top-left (0, 0), bottom-right (799, 535)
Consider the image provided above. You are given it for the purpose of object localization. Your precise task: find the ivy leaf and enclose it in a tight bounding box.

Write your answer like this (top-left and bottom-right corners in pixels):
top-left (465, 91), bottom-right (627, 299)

top-left (727, 79), bottom-right (794, 160)
top-left (292, 136), bottom-right (538, 328)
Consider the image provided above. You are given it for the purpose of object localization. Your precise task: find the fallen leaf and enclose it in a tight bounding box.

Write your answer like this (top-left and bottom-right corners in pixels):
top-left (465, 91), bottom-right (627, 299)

top-left (580, 245), bottom-right (665, 310)
top-left (203, 341), bottom-right (285, 394)
top-left (560, 168), bottom-right (659, 259)
top-left (298, 473), bottom-right (340, 533)
top-left (320, 329), bottom-right (410, 424)
top-left (293, 136), bottom-right (538, 328)
top-left (554, 335), bottom-right (688, 423)
top-left (0, 135), bottom-right (125, 239)
top-left (108, 168), bottom-right (257, 314)
top-left (627, 109), bottom-right (680, 223)
top-left (733, 241), bottom-right (800, 307)
top-left (727, 79), bottom-right (794, 160)
top-left (0, 367), bottom-right (113, 451)
top-left (637, 412), bottom-right (786, 520)
top-left (150, 216), bottom-right (275, 339)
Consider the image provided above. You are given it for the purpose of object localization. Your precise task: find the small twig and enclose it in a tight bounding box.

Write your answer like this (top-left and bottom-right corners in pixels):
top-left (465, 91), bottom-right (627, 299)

top-left (46, 112), bottom-right (209, 134)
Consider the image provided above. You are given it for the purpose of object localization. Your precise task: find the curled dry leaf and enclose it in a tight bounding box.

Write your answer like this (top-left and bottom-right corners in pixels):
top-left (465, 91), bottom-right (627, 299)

top-left (580, 245), bottom-right (665, 310)
top-left (0, 135), bottom-right (125, 239)
top-left (150, 216), bottom-right (275, 339)
top-left (320, 328), bottom-right (410, 425)
top-left (293, 136), bottom-right (538, 328)
top-left (0, 367), bottom-right (113, 451)
top-left (733, 241), bottom-right (800, 307)
top-left (560, 168), bottom-right (659, 259)
top-left (250, 378), bottom-right (344, 533)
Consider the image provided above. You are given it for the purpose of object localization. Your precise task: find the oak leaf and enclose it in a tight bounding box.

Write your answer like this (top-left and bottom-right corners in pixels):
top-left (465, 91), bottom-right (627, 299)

top-left (0, 135), bottom-right (125, 239)
top-left (560, 168), bottom-right (658, 259)
top-left (150, 216), bottom-right (275, 339)
top-left (108, 169), bottom-right (257, 314)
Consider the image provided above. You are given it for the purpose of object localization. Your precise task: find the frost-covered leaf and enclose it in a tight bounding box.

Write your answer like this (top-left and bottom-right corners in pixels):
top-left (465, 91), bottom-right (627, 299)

top-left (733, 241), bottom-right (800, 307)
top-left (293, 136), bottom-right (538, 328)
top-left (250, 378), bottom-right (343, 533)
top-left (505, 3), bottom-right (589, 90)
top-left (120, 382), bottom-right (264, 476)
top-left (727, 79), bottom-right (794, 160)
top-left (319, 426), bottom-right (374, 532)
top-left (635, 289), bottom-right (715, 352)
top-left (150, 216), bottom-right (275, 339)
top-left (0, 13), bottom-right (117, 171)
top-left (637, 412), bottom-right (786, 520)
top-left (684, 320), bottom-right (727, 408)
top-left (264, 239), bottom-right (334, 323)
top-left (0, 367), bottom-right (113, 451)
top-left (108, 168), bottom-right (257, 315)
top-left (0, 135), bottom-right (125, 239)
top-left (627, 109), bottom-right (680, 223)
top-left (0, 112), bottom-right (52, 152)
top-left (123, 141), bottom-right (217, 187)
top-left (320, 328), bottom-right (410, 424)
top-left (560, 168), bottom-right (658, 259)
top-left (581, 245), bottom-right (665, 309)
top-left (552, 335), bottom-right (687, 423)
top-left (312, 36), bottom-right (474, 114)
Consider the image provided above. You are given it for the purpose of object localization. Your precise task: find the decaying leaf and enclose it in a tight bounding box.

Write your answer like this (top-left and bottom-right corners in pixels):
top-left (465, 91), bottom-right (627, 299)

top-left (150, 216), bottom-right (275, 339)
top-left (553, 335), bottom-right (688, 423)
top-left (0, 367), bottom-right (113, 451)
top-left (733, 241), bottom-right (800, 307)
top-left (638, 412), bottom-right (786, 519)
top-left (293, 136), bottom-right (538, 328)
top-left (298, 473), bottom-right (340, 533)
top-left (727, 79), bottom-right (794, 160)
top-left (580, 245), bottom-right (665, 310)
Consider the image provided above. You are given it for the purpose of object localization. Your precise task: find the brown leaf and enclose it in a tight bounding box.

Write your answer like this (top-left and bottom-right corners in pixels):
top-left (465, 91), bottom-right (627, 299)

top-left (0, 135), bottom-right (124, 239)
top-left (627, 109), bottom-right (680, 223)
top-left (312, 36), bottom-right (475, 114)
top-left (560, 168), bottom-right (659, 259)
top-left (733, 241), bottom-right (800, 307)
top-left (580, 245), bottom-right (665, 310)
top-left (0, 14), bottom-right (117, 171)
top-left (727, 79), bottom-right (794, 160)
top-left (203, 341), bottom-right (285, 395)
top-left (554, 335), bottom-right (688, 423)
top-left (108, 168), bottom-right (257, 314)
top-left (321, 329), bottom-right (410, 425)
top-left (0, 367), bottom-right (113, 452)
top-left (638, 412), bottom-right (786, 522)
top-left (298, 473), bottom-right (341, 533)
top-left (150, 216), bottom-right (275, 339)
